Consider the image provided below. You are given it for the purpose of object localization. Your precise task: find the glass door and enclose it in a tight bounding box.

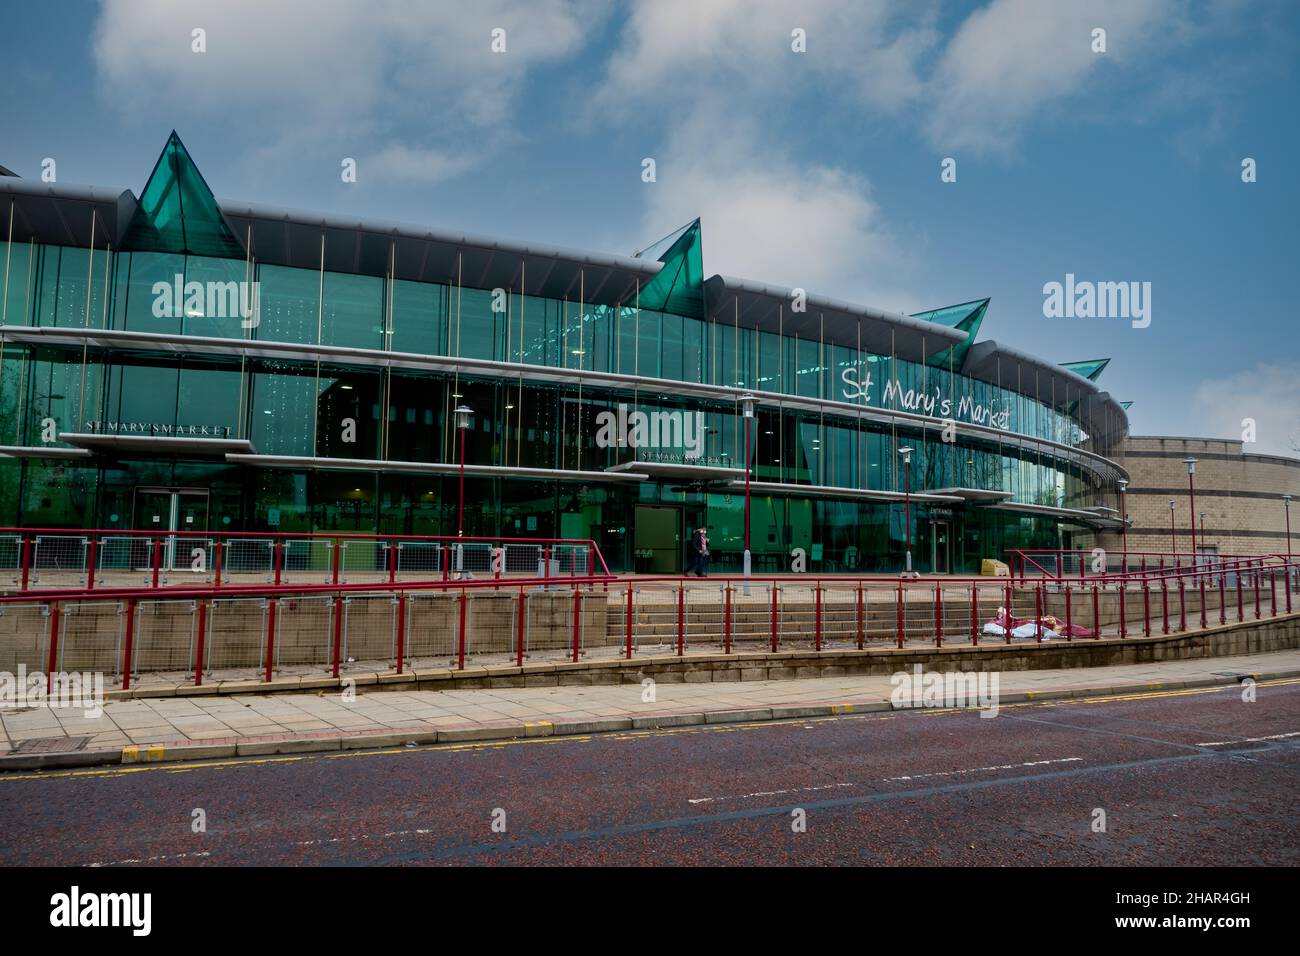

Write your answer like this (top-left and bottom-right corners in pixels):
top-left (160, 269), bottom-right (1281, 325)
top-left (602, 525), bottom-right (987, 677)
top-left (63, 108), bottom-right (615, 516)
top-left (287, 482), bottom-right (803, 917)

top-left (132, 489), bottom-right (173, 570)
top-left (132, 487), bottom-right (210, 570)
top-left (932, 520), bottom-right (951, 574)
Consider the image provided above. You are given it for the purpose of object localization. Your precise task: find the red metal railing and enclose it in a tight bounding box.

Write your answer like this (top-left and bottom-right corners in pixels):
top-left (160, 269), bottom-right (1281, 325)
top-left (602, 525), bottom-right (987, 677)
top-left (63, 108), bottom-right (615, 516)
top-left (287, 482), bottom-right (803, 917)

top-left (0, 527), bottom-right (607, 595)
top-left (2, 558), bottom-right (1293, 694)
top-left (1007, 548), bottom-right (1288, 584)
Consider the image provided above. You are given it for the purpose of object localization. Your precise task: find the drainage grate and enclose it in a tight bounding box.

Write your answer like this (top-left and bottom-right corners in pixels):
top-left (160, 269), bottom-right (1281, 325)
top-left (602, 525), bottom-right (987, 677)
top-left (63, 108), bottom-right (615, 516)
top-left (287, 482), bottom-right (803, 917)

top-left (11, 736), bottom-right (92, 755)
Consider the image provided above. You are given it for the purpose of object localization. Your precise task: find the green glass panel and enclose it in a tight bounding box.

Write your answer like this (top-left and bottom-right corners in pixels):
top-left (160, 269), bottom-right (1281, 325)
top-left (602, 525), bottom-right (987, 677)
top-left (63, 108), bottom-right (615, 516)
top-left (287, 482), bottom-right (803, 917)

top-left (122, 132), bottom-right (244, 258)
top-left (390, 278), bottom-right (448, 357)
top-left (914, 298), bottom-right (989, 369)
top-left (122, 252), bottom-right (185, 334)
top-left (1061, 358), bottom-right (1111, 382)
top-left (1, 240), bottom-right (34, 326)
top-left (636, 219), bottom-right (705, 319)
top-left (321, 270), bottom-right (384, 350)
top-left (184, 255), bottom-right (252, 339)
top-left (257, 264), bottom-right (319, 345)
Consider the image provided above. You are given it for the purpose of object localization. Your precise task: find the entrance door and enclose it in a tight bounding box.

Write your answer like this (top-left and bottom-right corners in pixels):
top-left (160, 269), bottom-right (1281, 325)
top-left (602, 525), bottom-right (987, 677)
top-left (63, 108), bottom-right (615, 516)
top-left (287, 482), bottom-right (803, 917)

top-left (133, 487), bottom-right (210, 569)
top-left (633, 505), bottom-right (682, 573)
top-left (932, 520), bottom-right (951, 574)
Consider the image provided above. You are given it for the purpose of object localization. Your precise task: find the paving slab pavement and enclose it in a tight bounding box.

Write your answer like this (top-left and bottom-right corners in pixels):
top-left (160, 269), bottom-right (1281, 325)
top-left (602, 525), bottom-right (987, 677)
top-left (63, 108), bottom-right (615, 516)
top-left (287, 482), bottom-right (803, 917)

top-left (2, 650), bottom-right (1296, 771)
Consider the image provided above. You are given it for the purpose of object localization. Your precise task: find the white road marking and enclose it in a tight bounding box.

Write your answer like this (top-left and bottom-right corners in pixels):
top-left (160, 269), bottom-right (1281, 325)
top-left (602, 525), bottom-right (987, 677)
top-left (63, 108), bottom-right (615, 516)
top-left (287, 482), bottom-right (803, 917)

top-left (686, 757), bottom-right (1084, 805)
top-left (1196, 731), bottom-right (1300, 747)
top-left (85, 850), bottom-right (211, 867)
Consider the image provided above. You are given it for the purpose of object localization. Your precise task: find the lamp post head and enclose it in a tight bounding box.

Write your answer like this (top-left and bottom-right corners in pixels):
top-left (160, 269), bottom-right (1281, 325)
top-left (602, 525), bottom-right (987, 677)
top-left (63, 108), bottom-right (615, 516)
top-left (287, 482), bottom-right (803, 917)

top-left (1168, 499), bottom-right (1176, 511)
top-left (1184, 456), bottom-right (1197, 475)
top-left (898, 445), bottom-right (914, 465)
top-left (1285, 495), bottom-right (1293, 507)
top-left (1117, 478), bottom-right (1128, 493)
top-left (455, 405), bottom-right (474, 430)
top-left (739, 393), bottom-right (755, 419)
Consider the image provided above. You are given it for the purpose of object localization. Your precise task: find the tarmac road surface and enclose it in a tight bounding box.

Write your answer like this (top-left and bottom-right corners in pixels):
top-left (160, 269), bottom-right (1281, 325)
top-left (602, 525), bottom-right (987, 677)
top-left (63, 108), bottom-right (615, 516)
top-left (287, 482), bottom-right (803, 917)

top-left (1, 679), bottom-right (1297, 866)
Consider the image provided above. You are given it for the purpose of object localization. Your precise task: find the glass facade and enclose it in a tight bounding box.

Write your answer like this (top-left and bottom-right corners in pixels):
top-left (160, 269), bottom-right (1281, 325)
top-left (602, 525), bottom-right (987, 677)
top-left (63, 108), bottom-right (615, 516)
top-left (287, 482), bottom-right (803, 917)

top-left (0, 148), bottom-right (1122, 574)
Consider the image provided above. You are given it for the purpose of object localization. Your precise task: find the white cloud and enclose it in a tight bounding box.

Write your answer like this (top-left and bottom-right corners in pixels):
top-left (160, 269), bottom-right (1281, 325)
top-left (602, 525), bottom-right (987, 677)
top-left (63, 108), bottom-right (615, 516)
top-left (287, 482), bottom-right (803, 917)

top-left (595, 0), bottom-right (937, 115)
top-left (368, 144), bottom-right (477, 185)
top-left (1189, 362), bottom-right (1300, 458)
top-left (635, 102), bottom-right (916, 309)
top-left (92, 0), bottom-right (603, 171)
top-left (923, 0), bottom-right (1176, 154)
top-left (599, 2), bottom-right (937, 306)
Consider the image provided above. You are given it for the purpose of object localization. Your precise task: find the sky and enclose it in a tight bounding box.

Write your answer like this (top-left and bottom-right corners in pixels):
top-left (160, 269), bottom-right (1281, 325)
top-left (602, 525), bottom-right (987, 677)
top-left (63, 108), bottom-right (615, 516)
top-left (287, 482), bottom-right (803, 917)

top-left (2, 0), bottom-right (1297, 454)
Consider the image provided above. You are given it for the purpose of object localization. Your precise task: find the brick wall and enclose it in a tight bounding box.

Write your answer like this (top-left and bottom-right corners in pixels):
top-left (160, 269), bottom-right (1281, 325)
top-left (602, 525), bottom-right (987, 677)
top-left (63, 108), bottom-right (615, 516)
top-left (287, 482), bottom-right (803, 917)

top-left (1089, 436), bottom-right (1300, 558)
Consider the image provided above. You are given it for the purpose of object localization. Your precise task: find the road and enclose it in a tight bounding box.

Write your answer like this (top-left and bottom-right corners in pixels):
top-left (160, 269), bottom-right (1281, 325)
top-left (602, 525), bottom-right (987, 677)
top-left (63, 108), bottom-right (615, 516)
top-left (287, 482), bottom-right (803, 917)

top-left (2, 679), bottom-right (1298, 866)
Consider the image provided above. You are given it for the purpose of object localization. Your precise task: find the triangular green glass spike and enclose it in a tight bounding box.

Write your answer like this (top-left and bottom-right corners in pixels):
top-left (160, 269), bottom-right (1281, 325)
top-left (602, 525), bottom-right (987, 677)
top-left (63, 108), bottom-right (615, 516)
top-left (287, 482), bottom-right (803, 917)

top-left (122, 131), bottom-right (244, 257)
top-left (1121, 401), bottom-right (1133, 410)
top-left (636, 218), bottom-right (704, 318)
top-left (914, 298), bottom-right (989, 368)
top-left (1061, 358), bottom-right (1111, 382)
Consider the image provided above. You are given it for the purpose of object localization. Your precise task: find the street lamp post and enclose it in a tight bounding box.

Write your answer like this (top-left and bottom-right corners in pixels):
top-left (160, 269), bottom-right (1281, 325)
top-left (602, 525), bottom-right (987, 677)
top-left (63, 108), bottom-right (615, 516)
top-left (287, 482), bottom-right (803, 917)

top-left (455, 405), bottom-right (474, 540)
top-left (1168, 498), bottom-right (1177, 558)
top-left (898, 446), bottom-right (915, 576)
top-left (1117, 478), bottom-right (1129, 573)
top-left (1185, 457), bottom-right (1198, 570)
top-left (740, 394), bottom-right (755, 585)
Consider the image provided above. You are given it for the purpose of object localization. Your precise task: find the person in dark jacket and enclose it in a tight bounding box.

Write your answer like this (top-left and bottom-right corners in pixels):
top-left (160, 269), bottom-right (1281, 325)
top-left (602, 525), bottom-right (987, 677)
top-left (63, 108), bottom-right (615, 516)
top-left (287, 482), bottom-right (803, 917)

top-left (688, 526), bottom-right (710, 577)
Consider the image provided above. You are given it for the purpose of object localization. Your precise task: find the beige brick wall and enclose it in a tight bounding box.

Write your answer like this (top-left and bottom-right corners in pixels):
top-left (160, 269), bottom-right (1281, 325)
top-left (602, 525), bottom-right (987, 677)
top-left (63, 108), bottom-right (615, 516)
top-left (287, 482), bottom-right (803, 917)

top-left (1087, 436), bottom-right (1300, 558)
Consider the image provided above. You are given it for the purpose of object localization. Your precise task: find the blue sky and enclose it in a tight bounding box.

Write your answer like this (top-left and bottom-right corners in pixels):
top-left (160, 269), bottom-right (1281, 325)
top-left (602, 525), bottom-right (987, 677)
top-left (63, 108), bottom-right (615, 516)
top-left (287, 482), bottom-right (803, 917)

top-left (3, 0), bottom-right (1297, 453)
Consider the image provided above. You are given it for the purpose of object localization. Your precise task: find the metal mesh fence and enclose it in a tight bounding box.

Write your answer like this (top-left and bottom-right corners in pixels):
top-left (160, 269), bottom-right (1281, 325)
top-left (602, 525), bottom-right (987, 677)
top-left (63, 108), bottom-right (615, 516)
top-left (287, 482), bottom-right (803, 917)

top-left (275, 595), bottom-right (336, 668)
top-left (0, 602), bottom-right (50, 672)
top-left (206, 598), bottom-right (268, 676)
top-left (133, 600), bottom-right (197, 674)
top-left (220, 539), bottom-right (277, 585)
top-left (30, 535), bottom-right (89, 589)
top-left (56, 601), bottom-right (124, 674)
top-left (0, 535), bottom-right (22, 589)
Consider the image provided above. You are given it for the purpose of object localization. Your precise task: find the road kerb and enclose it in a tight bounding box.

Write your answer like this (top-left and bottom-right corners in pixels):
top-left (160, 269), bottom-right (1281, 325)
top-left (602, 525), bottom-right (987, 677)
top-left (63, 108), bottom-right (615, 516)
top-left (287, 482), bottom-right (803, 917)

top-left (4, 668), bottom-right (1299, 775)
